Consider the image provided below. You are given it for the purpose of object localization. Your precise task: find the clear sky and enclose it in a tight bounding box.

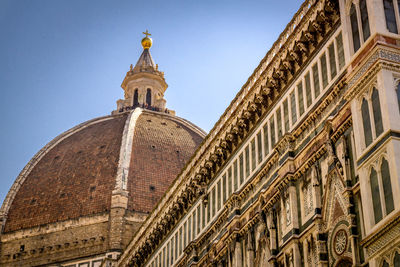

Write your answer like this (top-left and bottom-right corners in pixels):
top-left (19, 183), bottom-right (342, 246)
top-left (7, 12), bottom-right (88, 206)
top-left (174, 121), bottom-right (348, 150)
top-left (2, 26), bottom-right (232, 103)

top-left (0, 0), bottom-right (303, 204)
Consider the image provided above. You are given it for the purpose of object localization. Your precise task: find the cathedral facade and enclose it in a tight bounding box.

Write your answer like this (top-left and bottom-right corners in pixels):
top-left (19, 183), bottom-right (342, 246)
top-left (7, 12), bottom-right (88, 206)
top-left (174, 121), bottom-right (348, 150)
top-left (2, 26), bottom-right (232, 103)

top-left (117, 0), bottom-right (400, 266)
top-left (2, 0), bottom-right (400, 267)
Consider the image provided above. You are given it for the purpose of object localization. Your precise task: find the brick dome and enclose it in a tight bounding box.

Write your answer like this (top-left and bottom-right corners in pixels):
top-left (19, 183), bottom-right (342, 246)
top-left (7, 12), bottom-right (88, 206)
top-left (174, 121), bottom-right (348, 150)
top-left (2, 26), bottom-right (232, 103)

top-left (1, 109), bottom-right (205, 233)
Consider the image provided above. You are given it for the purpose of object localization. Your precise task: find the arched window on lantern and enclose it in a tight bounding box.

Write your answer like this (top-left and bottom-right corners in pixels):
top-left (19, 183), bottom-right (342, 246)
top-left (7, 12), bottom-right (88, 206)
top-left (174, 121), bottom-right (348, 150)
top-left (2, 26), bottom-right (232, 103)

top-left (146, 88), bottom-right (152, 106)
top-left (372, 88), bottom-right (384, 137)
top-left (350, 3), bottom-right (361, 52)
top-left (383, 0), bottom-right (398, 33)
top-left (361, 98), bottom-right (373, 147)
top-left (133, 89), bottom-right (139, 106)
top-left (370, 167), bottom-right (383, 224)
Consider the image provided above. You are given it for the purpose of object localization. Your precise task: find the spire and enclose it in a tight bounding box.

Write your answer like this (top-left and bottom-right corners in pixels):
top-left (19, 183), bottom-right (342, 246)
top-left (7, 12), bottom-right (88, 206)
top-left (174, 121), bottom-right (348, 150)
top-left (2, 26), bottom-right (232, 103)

top-left (133, 30), bottom-right (156, 73)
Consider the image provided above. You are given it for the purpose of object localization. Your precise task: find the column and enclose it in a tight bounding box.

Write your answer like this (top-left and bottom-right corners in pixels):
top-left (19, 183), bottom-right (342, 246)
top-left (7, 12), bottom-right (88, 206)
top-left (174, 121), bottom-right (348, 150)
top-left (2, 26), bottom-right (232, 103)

top-left (288, 182), bottom-right (299, 230)
top-left (234, 237), bottom-right (242, 267)
top-left (311, 164), bottom-right (321, 215)
top-left (247, 231), bottom-right (255, 267)
top-left (303, 239), bottom-right (309, 267)
top-left (292, 242), bottom-right (301, 267)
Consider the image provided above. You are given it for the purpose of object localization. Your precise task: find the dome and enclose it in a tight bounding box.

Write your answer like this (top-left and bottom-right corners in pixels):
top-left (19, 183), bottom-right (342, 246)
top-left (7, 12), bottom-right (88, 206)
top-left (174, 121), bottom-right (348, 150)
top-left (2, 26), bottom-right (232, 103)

top-left (0, 33), bottom-right (205, 267)
top-left (1, 109), bottom-right (205, 233)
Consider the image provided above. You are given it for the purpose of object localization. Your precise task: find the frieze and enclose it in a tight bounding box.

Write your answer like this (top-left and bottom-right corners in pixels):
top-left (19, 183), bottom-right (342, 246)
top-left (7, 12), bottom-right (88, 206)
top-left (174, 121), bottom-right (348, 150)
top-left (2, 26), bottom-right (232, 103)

top-left (362, 211), bottom-right (400, 258)
top-left (346, 47), bottom-right (400, 101)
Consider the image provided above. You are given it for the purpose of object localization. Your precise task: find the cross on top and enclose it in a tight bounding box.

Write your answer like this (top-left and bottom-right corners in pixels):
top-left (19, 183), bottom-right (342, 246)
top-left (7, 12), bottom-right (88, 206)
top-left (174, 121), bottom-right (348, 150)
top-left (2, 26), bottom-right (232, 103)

top-left (143, 30), bottom-right (151, 38)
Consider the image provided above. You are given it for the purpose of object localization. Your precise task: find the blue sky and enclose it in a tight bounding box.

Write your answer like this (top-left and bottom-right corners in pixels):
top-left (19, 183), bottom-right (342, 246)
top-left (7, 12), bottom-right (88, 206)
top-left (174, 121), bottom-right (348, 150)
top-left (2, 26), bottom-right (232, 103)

top-left (0, 0), bottom-right (303, 204)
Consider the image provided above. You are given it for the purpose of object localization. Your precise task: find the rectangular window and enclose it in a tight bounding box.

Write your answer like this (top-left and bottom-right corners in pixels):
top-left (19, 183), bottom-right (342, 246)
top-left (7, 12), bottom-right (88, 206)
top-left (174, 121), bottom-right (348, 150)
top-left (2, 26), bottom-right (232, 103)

top-left (206, 193), bottom-right (210, 223)
top-left (192, 210), bottom-right (196, 240)
top-left (155, 254), bottom-right (158, 267)
top-left (217, 180), bottom-right (221, 211)
top-left (201, 203), bottom-right (205, 230)
top-left (251, 138), bottom-right (256, 171)
top-left (283, 99), bottom-right (289, 132)
top-left (336, 33), bottom-right (345, 70)
top-left (245, 146), bottom-right (250, 178)
top-left (290, 91), bottom-right (297, 125)
top-left (183, 221), bottom-right (187, 248)
top-left (222, 174), bottom-right (227, 203)
top-left (328, 43), bottom-right (337, 79)
top-left (197, 205), bottom-right (201, 235)
top-left (320, 53), bottom-right (328, 88)
top-left (171, 235), bottom-right (174, 264)
top-left (228, 166), bottom-right (232, 196)
top-left (257, 131), bottom-right (262, 164)
top-left (163, 247), bottom-right (166, 267)
top-left (263, 123), bottom-right (269, 156)
top-left (312, 63), bottom-right (320, 98)
top-left (277, 107), bottom-right (283, 139)
top-left (297, 82), bottom-right (304, 116)
top-left (305, 72), bottom-right (312, 107)
top-left (167, 242), bottom-right (170, 266)
top-left (179, 227), bottom-right (182, 255)
top-left (174, 232), bottom-right (178, 260)
top-left (211, 186), bottom-right (216, 218)
top-left (270, 116), bottom-right (276, 146)
top-left (234, 160), bottom-right (238, 190)
top-left (188, 216), bottom-right (191, 244)
top-left (239, 153), bottom-right (244, 184)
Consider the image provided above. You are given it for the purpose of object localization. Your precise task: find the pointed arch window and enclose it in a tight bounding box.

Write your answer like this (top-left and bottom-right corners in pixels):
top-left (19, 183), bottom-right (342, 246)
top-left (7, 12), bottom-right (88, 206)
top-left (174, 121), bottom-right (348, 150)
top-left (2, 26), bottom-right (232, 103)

top-left (349, 1), bottom-right (371, 54)
top-left (146, 88), bottom-right (152, 106)
top-left (369, 157), bottom-right (395, 225)
top-left (383, 260), bottom-right (390, 267)
top-left (381, 158), bottom-right (394, 214)
top-left (133, 89), bottom-right (139, 106)
top-left (372, 88), bottom-right (384, 137)
top-left (350, 4), bottom-right (361, 52)
top-left (394, 252), bottom-right (400, 267)
top-left (384, 0), bottom-right (398, 33)
top-left (360, 0), bottom-right (370, 41)
top-left (361, 98), bottom-right (373, 146)
top-left (370, 168), bottom-right (383, 224)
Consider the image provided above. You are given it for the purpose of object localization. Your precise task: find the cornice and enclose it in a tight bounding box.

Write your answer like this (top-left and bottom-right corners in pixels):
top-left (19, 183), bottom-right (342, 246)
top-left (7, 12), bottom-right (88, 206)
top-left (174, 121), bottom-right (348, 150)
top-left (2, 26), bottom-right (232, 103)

top-left (345, 44), bottom-right (400, 101)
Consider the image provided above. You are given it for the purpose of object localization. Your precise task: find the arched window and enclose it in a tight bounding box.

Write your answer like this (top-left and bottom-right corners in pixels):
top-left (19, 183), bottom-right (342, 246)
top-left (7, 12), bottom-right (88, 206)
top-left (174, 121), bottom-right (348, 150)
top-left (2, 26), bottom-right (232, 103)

top-left (381, 158), bottom-right (394, 214)
top-left (397, 82), bottom-right (400, 113)
top-left (362, 98), bottom-right (373, 146)
top-left (370, 168), bottom-right (383, 224)
top-left (146, 88), bottom-right (152, 106)
top-left (394, 252), bottom-right (400, 267)
top-left (372, 88), bottom-right (384, 137)
top-left (133, 89), bottom-right (139, 106)
top-left (360, 0), bottom-right (370, 41)
top-left (383, 260), bottom-right (390, 267)
top-left (350, 4), bottom-right (361, 52)
top-left (384, 0), bottom-right (398, 33)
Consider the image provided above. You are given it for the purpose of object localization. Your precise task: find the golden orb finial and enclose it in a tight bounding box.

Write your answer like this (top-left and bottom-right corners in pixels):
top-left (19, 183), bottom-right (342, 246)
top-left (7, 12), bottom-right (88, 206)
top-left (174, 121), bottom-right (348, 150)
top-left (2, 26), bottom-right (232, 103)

top-left (141, 30), bottom-right (152, 49)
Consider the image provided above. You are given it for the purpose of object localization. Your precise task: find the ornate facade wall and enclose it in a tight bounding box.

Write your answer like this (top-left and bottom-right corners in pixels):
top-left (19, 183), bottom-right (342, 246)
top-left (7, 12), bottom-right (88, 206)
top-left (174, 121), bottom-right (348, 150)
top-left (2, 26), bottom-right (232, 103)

top-left (117, 1), bottom-right (400, 267)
